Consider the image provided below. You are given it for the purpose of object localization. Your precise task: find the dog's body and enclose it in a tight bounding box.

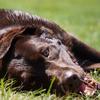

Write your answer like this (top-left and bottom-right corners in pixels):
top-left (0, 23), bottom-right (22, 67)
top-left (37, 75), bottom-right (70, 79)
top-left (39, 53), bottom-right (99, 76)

top-left (0, 9), bottom-right (100, 95)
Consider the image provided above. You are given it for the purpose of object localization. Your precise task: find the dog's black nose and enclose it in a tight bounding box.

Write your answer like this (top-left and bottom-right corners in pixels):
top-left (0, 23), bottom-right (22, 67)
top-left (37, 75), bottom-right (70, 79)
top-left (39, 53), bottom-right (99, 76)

top-left (66, 74), bottom-right (81, 90)
top-left (68, 74), bottom-right (79, 83)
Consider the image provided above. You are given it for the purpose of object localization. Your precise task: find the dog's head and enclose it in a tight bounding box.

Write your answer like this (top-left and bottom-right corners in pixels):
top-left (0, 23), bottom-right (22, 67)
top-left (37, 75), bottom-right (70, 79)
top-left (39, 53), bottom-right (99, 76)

top-left (12, 35), bottom-right (98, 95)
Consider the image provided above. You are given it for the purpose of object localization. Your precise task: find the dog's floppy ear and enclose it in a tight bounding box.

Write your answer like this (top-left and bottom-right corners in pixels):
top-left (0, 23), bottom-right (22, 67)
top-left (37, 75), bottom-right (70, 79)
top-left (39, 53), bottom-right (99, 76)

top-left (71, 36), bottom-right (100, 70)
top-left (0, 26), bottom-right (25, 59)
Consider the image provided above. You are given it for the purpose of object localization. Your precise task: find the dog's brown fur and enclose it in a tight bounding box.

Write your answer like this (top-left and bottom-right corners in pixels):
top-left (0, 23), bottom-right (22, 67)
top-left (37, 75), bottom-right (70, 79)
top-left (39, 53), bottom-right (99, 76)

top-left (0, 9), bottom-right (100, 95)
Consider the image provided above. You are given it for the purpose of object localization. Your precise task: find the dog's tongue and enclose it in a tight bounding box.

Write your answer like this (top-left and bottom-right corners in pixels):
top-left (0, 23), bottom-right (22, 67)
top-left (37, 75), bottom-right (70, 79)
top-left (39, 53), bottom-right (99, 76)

top-left (97, 83), bottom-right (100, 90)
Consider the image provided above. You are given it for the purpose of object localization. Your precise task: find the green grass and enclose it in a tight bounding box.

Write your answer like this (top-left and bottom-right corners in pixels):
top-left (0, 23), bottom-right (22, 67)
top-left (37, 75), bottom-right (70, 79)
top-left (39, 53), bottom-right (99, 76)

top-left (0, 0), bottom-right (100, 99)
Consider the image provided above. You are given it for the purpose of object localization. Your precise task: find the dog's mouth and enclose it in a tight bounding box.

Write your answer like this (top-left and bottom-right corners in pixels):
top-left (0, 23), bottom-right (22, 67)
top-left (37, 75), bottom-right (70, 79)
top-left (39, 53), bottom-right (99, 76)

top-left (78, 75), bottom-right (97, 96)
top-left (61, 74), bottom-right (100, 96)
top-left (77, 75), bottom-right (100, 96)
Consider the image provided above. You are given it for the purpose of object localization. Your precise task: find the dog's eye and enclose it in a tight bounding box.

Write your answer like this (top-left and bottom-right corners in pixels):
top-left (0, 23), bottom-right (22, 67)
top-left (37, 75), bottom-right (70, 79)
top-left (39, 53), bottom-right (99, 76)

top-left (41, 48), bottom-right (49, 57)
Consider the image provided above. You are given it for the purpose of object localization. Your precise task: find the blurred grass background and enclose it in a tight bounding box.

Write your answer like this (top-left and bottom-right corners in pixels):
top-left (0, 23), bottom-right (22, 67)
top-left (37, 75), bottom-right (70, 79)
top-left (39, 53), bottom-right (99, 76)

top-left (0, 0), bottom-right (100, 50)
top-left (0, 0), bottom-right (100, 99)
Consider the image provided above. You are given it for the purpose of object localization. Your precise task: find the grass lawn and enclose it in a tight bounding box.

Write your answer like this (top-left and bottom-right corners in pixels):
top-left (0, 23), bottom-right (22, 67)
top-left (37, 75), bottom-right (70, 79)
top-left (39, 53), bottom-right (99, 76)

top-left (0, 0), bottom-right (100, 99)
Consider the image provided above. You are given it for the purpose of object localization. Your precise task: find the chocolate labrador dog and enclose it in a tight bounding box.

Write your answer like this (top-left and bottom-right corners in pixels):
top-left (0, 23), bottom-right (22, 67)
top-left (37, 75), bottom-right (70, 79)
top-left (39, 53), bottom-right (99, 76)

top-left (0, 9), bottom-right (100, 96)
